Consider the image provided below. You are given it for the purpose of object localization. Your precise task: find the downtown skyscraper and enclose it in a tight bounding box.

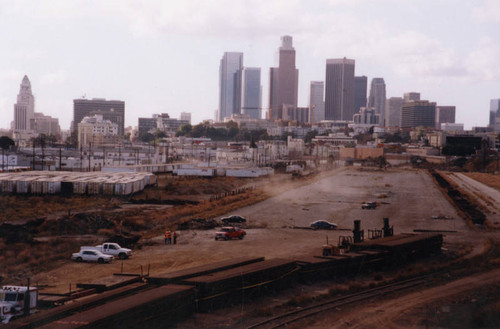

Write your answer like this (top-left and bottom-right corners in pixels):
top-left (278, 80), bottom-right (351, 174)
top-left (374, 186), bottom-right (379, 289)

top-left (14, 75), bottom-right (35, 131)
top-left (385, 97), bottom-right (404, 127)
top-left (368, 78), bottom-right (386, 126)
top-left (309, 81), bottom-right (325, 122)
top-left (218, 52), bottom-right (243, 122)
top-left (241, 67), bottom-right (262, 119)
top-left (354, 76), bottom-right (367, 114)
top-left (489, 99), bottom-right (500, 130)
top-left (324, 58), bottom-right (355, 121)
top-left (268, 36), bottom-right (298, 120)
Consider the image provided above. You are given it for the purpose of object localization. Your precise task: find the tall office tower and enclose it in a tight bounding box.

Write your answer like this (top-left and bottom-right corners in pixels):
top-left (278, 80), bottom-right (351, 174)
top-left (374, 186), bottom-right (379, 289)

top-left (268, 67), bottom-right (279, 114)
top-left (73, 98), bottom-right (125, 136)
top-left (435, 106), bottom-right (456, 129)
top-left (368, 78), bottom-right (386, 125)
top-left (241, 67), bottom-right (262, 119)
top-left (309, 81), bottom-right (325, 122)
top-left (218, 52), bottom-right (243, 122)
top-left (354, 76), bottom-right (367, 114)
top-left (403, 92), bottom-right (420, 102)
top-left (489, 99), bottom-right (500, 127)
top-left (385, 97), bottom-right (404, 127)
top-left (324, 58), bottom-right (355, 121)
top-left (268, 36), bottom-right (299, 119)
top-left (14, 75), bottom-right (35, 131)
top-left (400, 100), bottom-right (436, 128)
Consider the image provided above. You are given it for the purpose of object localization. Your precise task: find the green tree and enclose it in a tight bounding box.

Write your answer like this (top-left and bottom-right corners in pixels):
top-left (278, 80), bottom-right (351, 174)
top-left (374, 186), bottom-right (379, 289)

top-left (176, 124), bottom-right (192, 136)
top-left (35, 134), bottom-right (47, 170)
top-left (139, 132), bottom-right (155, 143)
top-left (0, 136), bottom-right (15, 172)
top-left (304, 130), bottom-right (318, 143)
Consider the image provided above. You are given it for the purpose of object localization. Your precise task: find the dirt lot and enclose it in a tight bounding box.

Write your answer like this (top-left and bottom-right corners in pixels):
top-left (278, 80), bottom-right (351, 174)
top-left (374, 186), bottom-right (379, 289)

top-left (31, 167), bottom-right (473, 291)
top-left (6, 167), bottom-right (500, 328)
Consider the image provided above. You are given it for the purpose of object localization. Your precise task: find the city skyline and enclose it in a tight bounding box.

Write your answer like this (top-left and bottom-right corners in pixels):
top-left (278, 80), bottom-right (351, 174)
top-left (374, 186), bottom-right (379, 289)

top-left (0, 1), bottom-right (499, 130)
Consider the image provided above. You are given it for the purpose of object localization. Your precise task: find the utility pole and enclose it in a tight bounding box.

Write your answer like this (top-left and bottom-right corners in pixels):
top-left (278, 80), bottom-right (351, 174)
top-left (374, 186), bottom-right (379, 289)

top-left (32, 139), bottom-right (35, 170)
top-left (88, 142), bottom-right (91, 172)
top-left (59, 146), bottom-right (62, 171)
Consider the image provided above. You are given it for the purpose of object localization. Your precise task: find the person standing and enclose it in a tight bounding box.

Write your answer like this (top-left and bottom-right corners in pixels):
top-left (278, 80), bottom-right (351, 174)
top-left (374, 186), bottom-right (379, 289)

top-left (164, 231), bottom-right (171, 245)
top-left (173, 231), bottom-right (178, 245)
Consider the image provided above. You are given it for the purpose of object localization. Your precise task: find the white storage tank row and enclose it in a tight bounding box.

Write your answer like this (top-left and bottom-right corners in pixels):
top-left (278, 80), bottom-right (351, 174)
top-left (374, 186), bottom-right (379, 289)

top-left (102, 164), bottom-right (175, 173)
top-left (100, 163), bottom-right (274, 178)
top-left (0, 172), bottom-right (157, 196)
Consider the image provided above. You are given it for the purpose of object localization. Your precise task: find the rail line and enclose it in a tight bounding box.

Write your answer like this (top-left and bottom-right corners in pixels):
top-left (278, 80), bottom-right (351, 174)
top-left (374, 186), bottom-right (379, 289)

top-left (244, 275), bottom-right (430, 329)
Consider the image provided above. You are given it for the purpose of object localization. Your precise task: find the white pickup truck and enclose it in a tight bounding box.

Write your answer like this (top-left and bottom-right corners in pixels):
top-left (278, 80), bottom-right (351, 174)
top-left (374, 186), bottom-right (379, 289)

top-left (81, 242), bottom-right (132, 259)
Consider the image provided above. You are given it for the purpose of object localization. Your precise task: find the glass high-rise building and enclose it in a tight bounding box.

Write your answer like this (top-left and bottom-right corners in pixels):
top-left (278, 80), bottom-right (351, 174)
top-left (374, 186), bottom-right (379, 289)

top-left (324, 58), bottom-right (355, 121)
top-left (218, 52), bottom-right (243, 122)
top-left (354, 76), bottom-right (367, 114)
top-left (241, 67), bottom-right (262, 119)
top-left (368, 78), bottom-right (386, 126)
top-left (309, 81), bottom-right (325, 122)
top-left (489, 99), bottom-right (500, 128)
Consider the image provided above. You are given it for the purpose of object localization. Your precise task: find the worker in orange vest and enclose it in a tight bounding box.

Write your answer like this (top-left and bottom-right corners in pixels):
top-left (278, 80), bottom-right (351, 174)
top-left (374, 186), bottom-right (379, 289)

top-left (164, 231), bottom-right (171, 245)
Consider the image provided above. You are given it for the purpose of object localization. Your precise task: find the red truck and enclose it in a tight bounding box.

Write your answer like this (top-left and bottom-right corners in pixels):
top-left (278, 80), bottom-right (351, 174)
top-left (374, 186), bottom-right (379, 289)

top-left (215, 227), bottom-right (246, 241)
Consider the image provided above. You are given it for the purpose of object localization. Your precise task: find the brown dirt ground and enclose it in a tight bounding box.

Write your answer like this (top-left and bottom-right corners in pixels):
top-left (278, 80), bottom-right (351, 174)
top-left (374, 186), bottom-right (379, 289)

top-left (464, 172), bottom-right (500, 190)
top-left (5, 167), bottom-right (500, 328)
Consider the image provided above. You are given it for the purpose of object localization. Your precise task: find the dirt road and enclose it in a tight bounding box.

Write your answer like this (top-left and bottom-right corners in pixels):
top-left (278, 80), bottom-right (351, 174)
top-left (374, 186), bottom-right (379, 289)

top-left (445, 171), bottom-right (500, 227)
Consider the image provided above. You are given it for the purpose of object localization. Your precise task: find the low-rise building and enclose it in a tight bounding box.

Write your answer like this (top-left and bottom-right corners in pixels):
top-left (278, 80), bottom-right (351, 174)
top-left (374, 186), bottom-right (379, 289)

top-left (78, 115), bottom-right (119, 148)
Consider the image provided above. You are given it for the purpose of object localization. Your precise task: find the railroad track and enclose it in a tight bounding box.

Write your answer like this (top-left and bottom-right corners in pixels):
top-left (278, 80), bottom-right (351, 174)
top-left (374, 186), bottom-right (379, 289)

top-left (244, 275), bottom-right (430, 329)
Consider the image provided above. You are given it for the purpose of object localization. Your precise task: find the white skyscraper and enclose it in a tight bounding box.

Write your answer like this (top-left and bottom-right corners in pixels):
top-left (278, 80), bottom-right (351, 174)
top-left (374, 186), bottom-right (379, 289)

top-left (14, 75), bottom-right (35, 131)
top-left (218, 52), bottom-right (243, 122)
top-left (309, 81), bottom-right (325, 122)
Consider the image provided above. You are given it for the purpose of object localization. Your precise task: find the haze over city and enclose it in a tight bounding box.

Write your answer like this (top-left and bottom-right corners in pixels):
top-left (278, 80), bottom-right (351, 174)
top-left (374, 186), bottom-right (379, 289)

top-left (0, 0), bottom-right (499, 130)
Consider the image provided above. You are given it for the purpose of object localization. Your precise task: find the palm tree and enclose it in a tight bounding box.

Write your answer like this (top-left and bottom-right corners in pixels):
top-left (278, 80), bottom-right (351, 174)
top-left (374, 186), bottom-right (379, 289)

top-left (0, 136), bottom-right (15, 172)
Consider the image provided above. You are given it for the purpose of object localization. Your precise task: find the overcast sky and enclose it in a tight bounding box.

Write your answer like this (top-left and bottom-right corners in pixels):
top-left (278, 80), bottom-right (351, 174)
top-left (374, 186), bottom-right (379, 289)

top-left (0, 0), bottom-right (499, 130)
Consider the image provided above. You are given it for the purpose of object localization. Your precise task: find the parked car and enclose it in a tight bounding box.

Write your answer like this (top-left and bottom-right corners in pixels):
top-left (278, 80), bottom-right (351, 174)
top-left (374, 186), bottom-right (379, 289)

top-left (361, 201), bottom-right (377, 209)
top-left (81, 243), bottom-right (132, 259)
top-left (215, 227), bottom-right (246, 240)
top-left (71, 249), bottom-right (114, 263)
top-left (220, 215), bottom-right (247, 225)
top-left (310, 220), bottom-right (337, 230)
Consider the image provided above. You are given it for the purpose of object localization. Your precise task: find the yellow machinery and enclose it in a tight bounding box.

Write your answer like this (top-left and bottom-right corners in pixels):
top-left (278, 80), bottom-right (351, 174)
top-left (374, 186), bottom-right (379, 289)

top-left (322, 236), bottom-right (353, 256)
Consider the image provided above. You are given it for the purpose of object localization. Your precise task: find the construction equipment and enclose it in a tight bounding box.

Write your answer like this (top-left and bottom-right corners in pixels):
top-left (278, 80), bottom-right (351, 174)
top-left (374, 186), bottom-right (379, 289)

top-left (322, 236), bottom-right (353, 256)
